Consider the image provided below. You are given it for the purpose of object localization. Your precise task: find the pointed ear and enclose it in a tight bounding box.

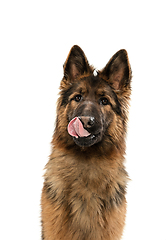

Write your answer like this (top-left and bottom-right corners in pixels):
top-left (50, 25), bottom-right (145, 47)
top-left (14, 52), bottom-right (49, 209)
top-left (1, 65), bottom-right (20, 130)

top-left (100, 49), bottom-right (132, 91)
top-left (63, 45), bottom-right (92, 82)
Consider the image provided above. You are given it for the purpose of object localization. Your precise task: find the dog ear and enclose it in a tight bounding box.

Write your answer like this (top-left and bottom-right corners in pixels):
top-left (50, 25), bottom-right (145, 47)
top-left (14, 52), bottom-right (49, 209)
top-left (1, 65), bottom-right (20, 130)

top-left (63, 45), bottom-right (92, 82)
top-left (100, 49), bottom-right (132, 91)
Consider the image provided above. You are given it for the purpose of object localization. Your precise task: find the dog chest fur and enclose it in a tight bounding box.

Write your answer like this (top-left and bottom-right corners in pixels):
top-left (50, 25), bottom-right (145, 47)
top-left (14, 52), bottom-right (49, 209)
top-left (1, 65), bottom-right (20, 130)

top-left (42, 149), bottom-right (127, 240)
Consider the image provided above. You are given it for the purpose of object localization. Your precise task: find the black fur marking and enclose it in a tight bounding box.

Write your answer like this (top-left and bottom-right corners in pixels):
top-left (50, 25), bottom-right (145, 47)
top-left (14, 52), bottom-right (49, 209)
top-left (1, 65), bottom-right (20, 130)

top-left (99, 197), bottom-right (107, 210)
top-left (111, 91), bottom-right (122, 116)
top-left (60, 86), bottom-right (73, 106)
top-left (110, 184), bottom-right (126, 207)
top-left (42, 229), bottom-right (45, 240)
top-left (45, 183), bottom-right (57, 201)
top-left (41, 221), bottom-right (45, 240)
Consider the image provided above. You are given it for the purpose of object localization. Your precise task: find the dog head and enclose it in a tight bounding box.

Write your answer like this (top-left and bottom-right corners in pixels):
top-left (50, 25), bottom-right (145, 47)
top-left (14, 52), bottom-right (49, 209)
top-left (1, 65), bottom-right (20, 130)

top-left (54, 45), bottom-right (132, 150)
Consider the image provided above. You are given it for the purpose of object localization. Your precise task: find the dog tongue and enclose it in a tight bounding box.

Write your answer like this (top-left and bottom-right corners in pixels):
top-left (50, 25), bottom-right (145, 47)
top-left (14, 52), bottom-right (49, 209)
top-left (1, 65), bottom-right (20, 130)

top-left (67, 117), bottom-right (91, 138)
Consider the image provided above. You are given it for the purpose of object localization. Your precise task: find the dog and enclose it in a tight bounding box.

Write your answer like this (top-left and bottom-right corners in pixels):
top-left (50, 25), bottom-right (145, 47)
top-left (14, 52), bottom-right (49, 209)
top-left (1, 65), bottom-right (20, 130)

top-left (41, 45), bottom-right (132, 240)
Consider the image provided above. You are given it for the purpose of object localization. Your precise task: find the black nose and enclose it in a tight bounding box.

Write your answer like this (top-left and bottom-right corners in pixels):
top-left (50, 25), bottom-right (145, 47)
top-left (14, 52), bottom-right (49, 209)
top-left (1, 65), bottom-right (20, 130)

top-left (79, 116), bottom-right (95, 129)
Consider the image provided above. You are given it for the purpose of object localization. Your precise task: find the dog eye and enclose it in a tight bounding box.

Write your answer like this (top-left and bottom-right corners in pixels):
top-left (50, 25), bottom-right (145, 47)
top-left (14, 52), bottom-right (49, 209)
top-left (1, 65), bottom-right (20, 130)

top-left (100, 97), bottom-right (109, 105)
top-left (74, 95), bottom-right (82, 102)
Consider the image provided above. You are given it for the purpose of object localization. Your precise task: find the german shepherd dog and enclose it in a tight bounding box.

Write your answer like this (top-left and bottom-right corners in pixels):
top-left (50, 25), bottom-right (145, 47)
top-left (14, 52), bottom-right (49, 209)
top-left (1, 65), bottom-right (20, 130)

top-left (41, 45), bottom-right (132, 240)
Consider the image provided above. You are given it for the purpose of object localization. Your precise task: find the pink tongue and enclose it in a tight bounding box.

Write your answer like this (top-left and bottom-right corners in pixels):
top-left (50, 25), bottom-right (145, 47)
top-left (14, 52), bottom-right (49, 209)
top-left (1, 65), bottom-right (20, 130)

top-left (67, 117), bottom-right (91, 138)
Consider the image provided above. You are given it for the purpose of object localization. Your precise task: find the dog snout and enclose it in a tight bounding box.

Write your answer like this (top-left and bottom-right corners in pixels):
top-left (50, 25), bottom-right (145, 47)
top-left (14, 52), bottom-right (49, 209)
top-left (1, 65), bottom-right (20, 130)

top-left (79, 116), bottom-right (95, 129)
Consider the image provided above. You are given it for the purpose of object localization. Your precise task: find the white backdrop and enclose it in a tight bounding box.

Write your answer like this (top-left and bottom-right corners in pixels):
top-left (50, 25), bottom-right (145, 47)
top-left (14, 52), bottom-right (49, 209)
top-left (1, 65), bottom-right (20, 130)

top-left (0, 1), bottom-right (166, 239)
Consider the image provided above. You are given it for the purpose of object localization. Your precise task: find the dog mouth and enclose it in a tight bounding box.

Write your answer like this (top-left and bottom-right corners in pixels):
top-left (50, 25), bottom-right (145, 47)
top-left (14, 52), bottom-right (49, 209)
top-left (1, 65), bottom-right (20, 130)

top-left (67, 117), bottom-right (91, 138)
top-left (73, 134), bottom-right (99, 147)
top-left (67, 117), bottom-right (102, 147)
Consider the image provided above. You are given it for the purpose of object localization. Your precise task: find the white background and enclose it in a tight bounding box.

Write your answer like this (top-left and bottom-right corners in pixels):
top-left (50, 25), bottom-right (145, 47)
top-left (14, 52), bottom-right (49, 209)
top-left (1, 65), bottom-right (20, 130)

top-left (0, 1), bottom-right (166, 239)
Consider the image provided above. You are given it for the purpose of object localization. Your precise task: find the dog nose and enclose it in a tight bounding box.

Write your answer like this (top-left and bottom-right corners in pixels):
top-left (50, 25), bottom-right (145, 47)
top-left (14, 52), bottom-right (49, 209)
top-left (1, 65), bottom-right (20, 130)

top-left (79, 116), bottom-right (95, 129)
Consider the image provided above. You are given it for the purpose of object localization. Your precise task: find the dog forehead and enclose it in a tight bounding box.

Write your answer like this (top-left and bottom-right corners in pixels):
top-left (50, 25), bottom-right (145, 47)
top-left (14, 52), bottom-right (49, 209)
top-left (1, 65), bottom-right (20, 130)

top-left (78, 75), bottom-right (113, 95)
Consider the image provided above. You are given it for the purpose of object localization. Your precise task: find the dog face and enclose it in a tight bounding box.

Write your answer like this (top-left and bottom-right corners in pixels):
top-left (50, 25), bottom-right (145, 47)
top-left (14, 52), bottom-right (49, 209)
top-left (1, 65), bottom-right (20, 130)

top-left (66, 75), bottom-right (122, 147)
top-left (54, 45), bottom-right (131, 150)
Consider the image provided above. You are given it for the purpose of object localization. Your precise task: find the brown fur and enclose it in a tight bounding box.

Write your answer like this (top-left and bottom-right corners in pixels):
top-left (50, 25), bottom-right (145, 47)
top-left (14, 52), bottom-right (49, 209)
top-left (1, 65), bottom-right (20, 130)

top-left (41, 45), bottom-right (132, 240)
